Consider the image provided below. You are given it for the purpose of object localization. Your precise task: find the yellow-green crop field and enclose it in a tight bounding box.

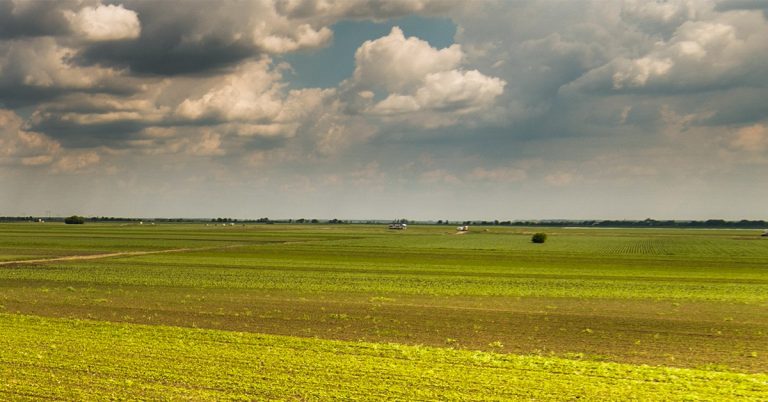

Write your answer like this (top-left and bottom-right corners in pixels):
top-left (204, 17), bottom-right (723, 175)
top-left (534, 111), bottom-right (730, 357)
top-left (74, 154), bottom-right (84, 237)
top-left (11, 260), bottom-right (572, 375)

top-left (1, 223), bottom-right (767, 400)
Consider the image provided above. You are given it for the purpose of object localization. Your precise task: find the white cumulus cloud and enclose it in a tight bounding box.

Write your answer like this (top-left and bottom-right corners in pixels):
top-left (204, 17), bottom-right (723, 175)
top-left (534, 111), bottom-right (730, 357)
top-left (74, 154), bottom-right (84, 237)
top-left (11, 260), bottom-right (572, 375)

top-left (254, 23), bottom-right (332, 54)
top-left (414, 70), bottom-right (506, 112)
top-left (351, 27), bottom-right (505, 119)
top-left (175, 60), bottom-right (284, 123)
top-left (353, 27), bottom-right (463, 93)
top-left (570, 13), bottom-right (768, 93)
top-left (68, 4), bottom-right (141, 41)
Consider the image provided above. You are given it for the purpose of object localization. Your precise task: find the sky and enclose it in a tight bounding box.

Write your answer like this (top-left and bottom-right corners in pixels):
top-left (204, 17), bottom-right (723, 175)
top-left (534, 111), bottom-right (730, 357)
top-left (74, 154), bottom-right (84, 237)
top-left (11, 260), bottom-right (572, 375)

top-left (1, 0), bottom-right (767, 220)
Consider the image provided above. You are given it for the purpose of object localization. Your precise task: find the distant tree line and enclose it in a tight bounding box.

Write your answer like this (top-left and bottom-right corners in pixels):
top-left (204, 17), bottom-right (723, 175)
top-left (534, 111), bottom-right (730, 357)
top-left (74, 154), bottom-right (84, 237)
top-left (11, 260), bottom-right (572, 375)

top-left (1, 216), bottom-right (766, 228)
top-left (0, 216), bottom-right (140, 223)
top-left (427, 219), bottom-right (768, 229)
top-left (500, 219), bottom-right (768, 229)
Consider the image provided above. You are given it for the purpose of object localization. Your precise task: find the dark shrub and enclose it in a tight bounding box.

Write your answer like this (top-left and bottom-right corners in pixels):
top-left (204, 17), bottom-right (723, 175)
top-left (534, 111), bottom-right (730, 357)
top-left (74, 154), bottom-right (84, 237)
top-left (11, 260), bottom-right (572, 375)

top-left (531, 232), bottom-right (547, 243)
top-left (64, 216), bottom-right (85, 224)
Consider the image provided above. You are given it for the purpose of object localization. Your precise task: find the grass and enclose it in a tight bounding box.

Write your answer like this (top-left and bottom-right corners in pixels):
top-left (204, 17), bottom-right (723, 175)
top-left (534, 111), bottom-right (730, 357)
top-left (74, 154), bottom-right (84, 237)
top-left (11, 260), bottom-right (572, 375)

top-left (1, 222), bottom-right (767, 398)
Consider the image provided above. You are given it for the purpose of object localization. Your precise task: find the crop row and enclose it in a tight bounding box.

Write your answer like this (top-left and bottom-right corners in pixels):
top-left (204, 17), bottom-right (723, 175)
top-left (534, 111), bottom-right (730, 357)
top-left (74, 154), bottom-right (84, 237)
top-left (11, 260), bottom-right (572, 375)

top-left (1, 314), bottom-right (766, 401)
top-left (2, 258), bottom-right (766, 302)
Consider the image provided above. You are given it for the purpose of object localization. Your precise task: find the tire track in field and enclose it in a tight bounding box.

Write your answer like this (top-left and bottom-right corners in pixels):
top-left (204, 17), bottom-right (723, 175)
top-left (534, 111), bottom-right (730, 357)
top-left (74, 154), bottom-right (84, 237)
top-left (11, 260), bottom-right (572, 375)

top-left (0, 244), bottom-right (249, 266)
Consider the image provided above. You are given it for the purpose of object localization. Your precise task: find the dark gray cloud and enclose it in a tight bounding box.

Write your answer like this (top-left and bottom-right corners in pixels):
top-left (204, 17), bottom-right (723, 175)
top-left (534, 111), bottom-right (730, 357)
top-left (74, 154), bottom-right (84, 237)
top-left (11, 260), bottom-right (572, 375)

top-left (0, 0), bottom-right (76, 38)
top-left (716, 0), bottom-right (768, 16)
top-left (0, 86), bottom-right (70, 109)
top-left (0, 82), bottom-right (138, 109)
top-left (275, 0), bottom-right (459, 21)
top-left (27, 114), bottom-right (146, 148)
top-left (696, 88), bottom-right (768, 126)
top-left (73, 2), bottom-right (257, 75)
top-left (76, 37), bottom-right (254, 76)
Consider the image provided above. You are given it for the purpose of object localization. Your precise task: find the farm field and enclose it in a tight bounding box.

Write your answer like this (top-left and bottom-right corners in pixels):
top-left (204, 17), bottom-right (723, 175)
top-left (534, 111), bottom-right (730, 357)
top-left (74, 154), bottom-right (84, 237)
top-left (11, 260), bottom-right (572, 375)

top-left (1, 223), bottom-right (767, 399)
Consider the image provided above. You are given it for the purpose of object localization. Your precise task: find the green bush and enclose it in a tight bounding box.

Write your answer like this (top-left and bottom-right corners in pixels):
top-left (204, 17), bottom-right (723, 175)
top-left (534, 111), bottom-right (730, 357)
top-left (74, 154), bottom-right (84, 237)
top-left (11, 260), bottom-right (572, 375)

top-left (64, 216), bottom-right (85, 225)
top-left (531, 232), bottom-right (547, 243)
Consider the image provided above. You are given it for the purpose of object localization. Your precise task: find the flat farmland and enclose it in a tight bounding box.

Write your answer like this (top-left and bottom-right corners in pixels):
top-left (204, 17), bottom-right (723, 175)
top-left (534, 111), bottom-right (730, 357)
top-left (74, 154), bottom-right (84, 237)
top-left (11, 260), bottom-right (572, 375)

top-left (1, 223), bottom-right (767, 400)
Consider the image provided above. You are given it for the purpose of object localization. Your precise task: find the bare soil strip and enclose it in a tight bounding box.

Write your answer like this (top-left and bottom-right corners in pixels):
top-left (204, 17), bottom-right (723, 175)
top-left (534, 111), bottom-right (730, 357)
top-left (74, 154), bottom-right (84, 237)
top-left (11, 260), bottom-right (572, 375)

top-left (0, 244), bottom-right (246, 266)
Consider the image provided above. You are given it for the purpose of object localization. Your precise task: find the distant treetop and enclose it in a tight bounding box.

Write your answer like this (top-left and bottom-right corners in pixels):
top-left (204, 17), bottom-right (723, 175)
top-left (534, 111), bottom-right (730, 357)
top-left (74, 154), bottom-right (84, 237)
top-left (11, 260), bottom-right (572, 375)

top-left (64, 216), bottom-right (85, 225)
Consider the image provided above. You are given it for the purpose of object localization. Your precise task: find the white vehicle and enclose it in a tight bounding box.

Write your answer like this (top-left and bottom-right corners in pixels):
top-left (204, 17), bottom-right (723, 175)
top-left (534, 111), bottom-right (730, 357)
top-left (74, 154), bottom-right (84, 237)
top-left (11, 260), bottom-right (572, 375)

top-left (762, 230), bottom-right (768, 237)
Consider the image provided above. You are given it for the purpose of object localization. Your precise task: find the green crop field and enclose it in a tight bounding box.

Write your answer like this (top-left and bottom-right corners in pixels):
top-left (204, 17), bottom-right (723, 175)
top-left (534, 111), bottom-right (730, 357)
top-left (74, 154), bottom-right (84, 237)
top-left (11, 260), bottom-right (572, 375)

top-left (1, 223), bottom-right (767, 400)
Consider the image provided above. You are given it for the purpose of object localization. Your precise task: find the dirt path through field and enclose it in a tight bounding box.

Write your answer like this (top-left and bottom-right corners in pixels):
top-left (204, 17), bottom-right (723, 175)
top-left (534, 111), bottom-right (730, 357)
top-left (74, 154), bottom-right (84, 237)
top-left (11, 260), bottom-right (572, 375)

top-left (0, 244), bottom-right (247, 266)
